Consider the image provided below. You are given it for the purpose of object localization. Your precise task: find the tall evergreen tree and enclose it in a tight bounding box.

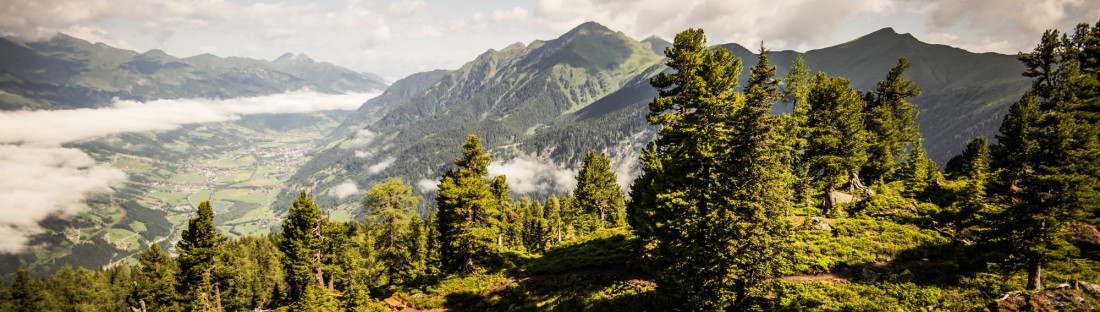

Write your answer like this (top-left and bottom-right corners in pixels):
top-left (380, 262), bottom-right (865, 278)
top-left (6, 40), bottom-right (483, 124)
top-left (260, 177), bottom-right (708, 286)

top-left (362, 178), bottom-right (420, 284)
top-left (279, 191), bottom-right (329, 303)
top-left (11, 269), bottom-right (45, 312)
top-left (630, 30), bottom-right (791, 310)
top-left (804, 72), bottom-right (870, 216)
top-left (545, 194), bottom-right (563, 245)
top-left (574, 150), bottom-right (627, 232)
top-left (175, 200), bottom-right (227, 311)
top-left (862, 58), bottom-right (923, 181)
top-left (131, 243), bottom-right (180, 312)
top-left (782, 56), bottom-right (814, 208)
top-left (988, 22), bottom-right (1100, 291)
top-left (436, 135), bottom-right (502, 273)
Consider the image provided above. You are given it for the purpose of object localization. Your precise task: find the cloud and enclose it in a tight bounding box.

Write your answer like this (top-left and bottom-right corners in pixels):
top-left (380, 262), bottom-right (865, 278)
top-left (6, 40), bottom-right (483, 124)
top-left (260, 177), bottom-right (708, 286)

top-left (329, 180), bottom-right (360, 199)
top-left (0, 91), bottom-right (378, 254)
top-left (488, 155), bottom-right (577, 195)
top-left (367, 157), bottom-right (396, 175)
top-left (0, 91), bottom-right (378, 145)
top-left (416, 179), bottom-right (439, 192)
top-left (0, 145), bottom-right (126, 253)
top-left (915, 0), bottom-right (1100, 52)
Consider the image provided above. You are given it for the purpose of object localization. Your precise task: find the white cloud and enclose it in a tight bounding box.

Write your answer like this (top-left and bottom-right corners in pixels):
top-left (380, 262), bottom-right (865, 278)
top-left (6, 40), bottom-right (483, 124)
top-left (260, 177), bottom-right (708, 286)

top-left (0, 91), bottom-right (379, 145)
top-left (416, 178), bottom-right (439, 192)
top-left (0, 91), bottom-right (378, 254)
top-left (329, 180), bottom-right (360, 199)
top-left (0, 145), bottom-right (126, 253)
top-left (367, 157), bottom-right (396, 175)
top-left (492, 7), bottom-right (531, 22)
top-left (488, 154), bottom-right (577, 194)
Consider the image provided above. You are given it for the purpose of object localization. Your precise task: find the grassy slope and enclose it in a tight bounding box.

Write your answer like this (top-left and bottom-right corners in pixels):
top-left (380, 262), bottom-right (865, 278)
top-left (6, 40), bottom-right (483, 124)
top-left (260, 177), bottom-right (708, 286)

top-left (385, 215), bottom-right (1100, 311)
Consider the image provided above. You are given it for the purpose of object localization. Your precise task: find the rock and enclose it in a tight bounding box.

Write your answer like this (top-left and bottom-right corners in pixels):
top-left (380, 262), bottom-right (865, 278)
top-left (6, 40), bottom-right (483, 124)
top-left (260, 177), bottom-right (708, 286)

top-left (861, 268), bottom-right (881, 282)
top-left (813, 221), bottom-right (834, 232)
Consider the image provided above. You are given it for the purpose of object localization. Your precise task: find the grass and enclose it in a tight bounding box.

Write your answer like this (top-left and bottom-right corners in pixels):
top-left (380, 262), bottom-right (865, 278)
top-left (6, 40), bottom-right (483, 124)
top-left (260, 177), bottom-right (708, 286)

top-left (169, 172), bottom-right (204, 183)
top-left (148, 191), bottom-right (190, 206)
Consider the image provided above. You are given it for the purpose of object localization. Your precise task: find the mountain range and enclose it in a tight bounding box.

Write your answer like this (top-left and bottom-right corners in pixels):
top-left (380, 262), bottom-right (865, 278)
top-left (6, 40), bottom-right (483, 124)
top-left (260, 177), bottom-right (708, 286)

top-left (0, 34), bottom-right (388, 110)
top-left (280, 22), bottom-right (1031, 212)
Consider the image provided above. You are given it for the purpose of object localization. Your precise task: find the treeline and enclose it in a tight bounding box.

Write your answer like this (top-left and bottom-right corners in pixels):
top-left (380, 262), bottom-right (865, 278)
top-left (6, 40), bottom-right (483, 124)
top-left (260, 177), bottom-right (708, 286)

top-left (3, 22), bottom-right (1099, 311)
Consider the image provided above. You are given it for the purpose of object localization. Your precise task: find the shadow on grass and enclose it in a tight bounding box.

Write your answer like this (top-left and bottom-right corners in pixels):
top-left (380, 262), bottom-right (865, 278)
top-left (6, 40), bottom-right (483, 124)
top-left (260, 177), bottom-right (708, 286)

top-left (442, 230), bottom-right (663, 311)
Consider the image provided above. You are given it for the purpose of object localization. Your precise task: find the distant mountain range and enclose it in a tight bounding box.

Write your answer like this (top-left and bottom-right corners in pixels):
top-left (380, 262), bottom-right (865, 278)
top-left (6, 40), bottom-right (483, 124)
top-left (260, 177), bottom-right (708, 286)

top-left (283, 22), bottom-right (1030, 211)
top-left (0, 34), bottom-right (387, 110)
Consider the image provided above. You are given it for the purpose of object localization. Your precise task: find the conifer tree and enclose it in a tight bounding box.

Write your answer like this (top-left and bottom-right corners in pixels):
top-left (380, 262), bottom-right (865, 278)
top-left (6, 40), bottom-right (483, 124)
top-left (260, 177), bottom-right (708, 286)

top-left (522, 199), bottom-right (549, 253)
top-left (279, 191), bottom-right (328, 303)
top-left (863, 58), bottom-right (923, 181)
top-left (804, 72), bottom-right (870, 216)
top-left (11, 269), bottom-right (45, 312)
top-left (362, 178), bottom-right (419, 284)
top-left (630, 30), bottom-right (791, 310)
top-left (988, 22), bottom-right (1100, 291)
top-left (545, 194), bottom-right (563, 245)
top-left (131, 243), bottom-right (180, 312)
top-left (574, 150), bottom-right (626, 232)
top-left (175, 200), bottom-right (226, 310)
top-left (436, 135), bottom-right (502, 273)
top-left (782, 56), bottom-right (814, 207)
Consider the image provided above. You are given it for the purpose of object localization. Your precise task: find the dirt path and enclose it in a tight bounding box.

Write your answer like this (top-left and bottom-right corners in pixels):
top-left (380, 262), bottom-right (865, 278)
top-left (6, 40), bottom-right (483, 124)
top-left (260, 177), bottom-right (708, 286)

top-left (782, 273), bottom-right (849, 283)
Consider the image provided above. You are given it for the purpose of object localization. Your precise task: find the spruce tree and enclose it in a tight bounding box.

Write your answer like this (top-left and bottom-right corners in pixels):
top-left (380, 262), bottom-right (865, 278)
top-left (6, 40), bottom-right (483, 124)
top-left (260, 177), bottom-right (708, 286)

top-left (545, 194), bottom-right (563, 245)
top-left (11, 269), bottom-right (45, 312)
top-left (131, 243), bottom-right (180, 312)
top-left (362, 178), bottom-right (419, 284)
top-left (782, 56), bottom-right (814, 207)
top-left (279, 191), bottom-right (328, 303)
top-left (863, 58), bottom-right (923, 181)
top-left (435, 134), bottom-right (502, 273)
top-left (574, 150), bottom-right (626, 232)
top-left (175, 200), bottom-right (226, 310)
top-left (630, 30), bottom-right (791, 310)
top-left (804, 72), bottom-right (870, 216)
top-left (988, 22), bottom-right (1100, 290)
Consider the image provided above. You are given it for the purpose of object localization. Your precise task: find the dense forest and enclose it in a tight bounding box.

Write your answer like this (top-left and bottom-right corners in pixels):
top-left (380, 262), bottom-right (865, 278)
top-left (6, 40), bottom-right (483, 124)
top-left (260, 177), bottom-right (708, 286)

top-left (3, 22), bottom-right (1100, 311)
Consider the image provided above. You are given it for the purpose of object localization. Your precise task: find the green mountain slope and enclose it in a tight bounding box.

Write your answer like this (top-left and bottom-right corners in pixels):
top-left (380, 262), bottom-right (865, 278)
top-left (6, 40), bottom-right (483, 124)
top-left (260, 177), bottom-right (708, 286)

top-left (281, 22), bottom-right (664, 211)
top-left (0, 34), bottom-right (388, 110)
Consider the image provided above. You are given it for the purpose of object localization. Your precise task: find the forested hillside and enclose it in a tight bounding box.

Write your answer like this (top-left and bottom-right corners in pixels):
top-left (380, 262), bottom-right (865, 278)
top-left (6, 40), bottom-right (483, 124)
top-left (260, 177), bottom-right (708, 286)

top-left (4, 21), bottom-right (1098, 312)
top-left (287, 23), bottom-right (1030, 215)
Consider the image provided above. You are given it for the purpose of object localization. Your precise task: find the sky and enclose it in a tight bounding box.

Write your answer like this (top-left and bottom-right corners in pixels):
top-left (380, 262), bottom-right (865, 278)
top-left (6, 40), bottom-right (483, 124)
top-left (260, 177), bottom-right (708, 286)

top-left (2, 0), bottom-right (1099, 80)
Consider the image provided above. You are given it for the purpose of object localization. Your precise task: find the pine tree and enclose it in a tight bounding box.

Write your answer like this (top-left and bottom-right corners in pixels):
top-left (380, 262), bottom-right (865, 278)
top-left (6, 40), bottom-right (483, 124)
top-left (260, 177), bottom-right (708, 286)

top-left (804, 72), bottom-right (870, 216)
top-left (131, 244), bottom-right (180, 312)
top-left (630, 30), bottom-right (791, 310)
top-left (522, 199), bottom-right (549, 253)
top-left (11, 269), bottom-right (45, 312)
top-left (545, 194), bottom-right (563, 245)
top-left (279, 191), bottom-right (328, 303)
top-left (782, 56), bottom-right (814, 208)
top-left (574, 150), bottom-right (626, 233)
top-left (896, 139), bottom-right (938, 197)
top-left (863, 58), bottom-right (923, 181)
top-left (436, 135), bottom-right (502, 273)
top-left (988, 22), bottom-right (1100, 291)
top-left (175, 200), bottom-right (226, 311)
top-left (362, 178), bottom-right (419, 284)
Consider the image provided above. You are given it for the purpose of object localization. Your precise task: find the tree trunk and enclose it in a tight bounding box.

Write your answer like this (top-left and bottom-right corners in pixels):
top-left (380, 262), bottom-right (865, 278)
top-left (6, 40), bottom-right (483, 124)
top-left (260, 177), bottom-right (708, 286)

top-left (1027, 259), bottom-right (1042, 291)
top-left (824, 186), bottom-right (836, 217)
top-left (315, 267), bottom-right (325, 289)
top-left (215, 284), bottom-right (223, 312)
top-left (463, 254), bottom-right (476, 274)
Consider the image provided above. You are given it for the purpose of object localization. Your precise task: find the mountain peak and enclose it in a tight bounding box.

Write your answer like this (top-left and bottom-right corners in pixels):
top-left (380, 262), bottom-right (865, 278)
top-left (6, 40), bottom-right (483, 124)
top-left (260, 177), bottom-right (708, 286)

top-left (274, 53), bottom-right (314, 63)
top-left (562, 21), bottom-right (615, 38)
